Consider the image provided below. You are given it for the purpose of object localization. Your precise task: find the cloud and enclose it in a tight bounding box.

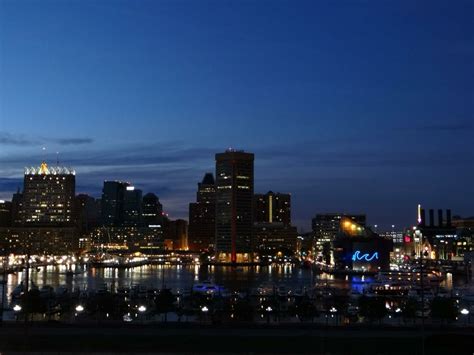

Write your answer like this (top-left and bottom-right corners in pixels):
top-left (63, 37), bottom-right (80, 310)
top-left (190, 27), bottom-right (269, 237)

top-left (0, 132), bottom-right (36, 146)
top-left (54, 138), bottom-right (94, 145)
top-left (0, 131), bottom-right (94, 147)
top-left (1, 139), bottom-right (473, 228)
top-left (417, 121), bottom-right (474, 132)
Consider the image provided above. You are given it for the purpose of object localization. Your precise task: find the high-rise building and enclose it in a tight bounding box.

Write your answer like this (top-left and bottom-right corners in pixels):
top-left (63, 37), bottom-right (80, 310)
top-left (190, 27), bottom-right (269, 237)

top-left (0, 163), bottom-right (78, 254)
top-left (142, 193), bottom-right (163, 227)
top-left (312, 213), bottom-right (366, 255)
top-left (254, 191), bottom-right (291, 225)
top-left (101, 181), bottom-right (129, 226)
top-left (164, 219), bottom-right (188, 250)
top-left (123, 186), bottom-right (142, 226)
top-left (254, 223), bottom-right (298, 253)
top-left (22, 162), bottom-right (75, 225)
top-left (0, 200), bottom-right (12, 227)
top-left (11, 189), bottom-right (23, 226)
top-left (74, 194), bottom-right (100, 234)
top-left (188, 173), bottom-right (216, 251)
top-left (215, 149), bottom-right (254, 263)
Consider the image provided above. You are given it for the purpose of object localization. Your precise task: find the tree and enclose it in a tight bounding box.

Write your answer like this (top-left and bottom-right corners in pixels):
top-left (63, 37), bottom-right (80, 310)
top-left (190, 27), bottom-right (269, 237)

top-left (233, 297), bottom-right (254, 322)
top-left (402, 297), bottom-right (417, 324)
top-left (154, 288), bottom-right (175, 322)
top-left (21, 289), bottom-right (44, 321)
top-left (358, 296), bottom-right (387, 323)
top-left (295, 297), bottom-right (318, 322)
top-left (430, 297), bottom-right (457, 323)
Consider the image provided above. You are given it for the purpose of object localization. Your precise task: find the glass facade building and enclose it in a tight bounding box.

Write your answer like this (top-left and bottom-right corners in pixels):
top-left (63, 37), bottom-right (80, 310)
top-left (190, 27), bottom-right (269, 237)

top-left (215, 150), bottom-right (254, 262)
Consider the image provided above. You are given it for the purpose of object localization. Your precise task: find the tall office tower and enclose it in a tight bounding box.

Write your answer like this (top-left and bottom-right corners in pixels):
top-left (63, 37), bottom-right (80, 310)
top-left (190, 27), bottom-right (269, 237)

top-left (101, 181), bottom-right (129, 226)
top-left (253, 191), bottom-right (296, 253)
top-left (0, 200), bottom-right (12, 227)
top-left (165, 219), bottom-right (188, 250)
top-left (11, 189), bottom-right (23, 226)
top-left (23, 162), bottom-right (75, 225)
top-left (188, 173), bottom-right (216, 251)
top-left (312, 213), bottom-right (366, 248)
top-left (74, 194), bottom-right (100, 234)
top-left (142, 193), bottom-right (163, 226)
top-left (254, 191), bottom-right (291, 225)
top-left (215, 149), bottom-right (254, 263)
top-left (123, 186), bottom-right (143, 226)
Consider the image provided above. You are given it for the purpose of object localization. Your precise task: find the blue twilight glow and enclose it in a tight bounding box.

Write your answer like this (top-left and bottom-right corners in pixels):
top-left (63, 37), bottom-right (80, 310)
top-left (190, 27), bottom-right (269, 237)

top-left (0, 1), bottom-right (472, 230)
top-left (352, 251), bottom-right (379, 262)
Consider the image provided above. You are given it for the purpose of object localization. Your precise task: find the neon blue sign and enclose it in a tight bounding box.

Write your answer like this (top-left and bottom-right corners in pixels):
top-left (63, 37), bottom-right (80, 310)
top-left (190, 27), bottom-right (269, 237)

top-left (352, 251), bottom-right (379, 262)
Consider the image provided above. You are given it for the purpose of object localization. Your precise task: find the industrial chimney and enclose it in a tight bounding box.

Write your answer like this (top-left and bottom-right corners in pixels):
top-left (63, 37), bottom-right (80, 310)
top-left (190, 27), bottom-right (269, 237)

top-left (420, 209), bottom-right (426, 226)
top-left (446, 209), bottom-right (452, 227)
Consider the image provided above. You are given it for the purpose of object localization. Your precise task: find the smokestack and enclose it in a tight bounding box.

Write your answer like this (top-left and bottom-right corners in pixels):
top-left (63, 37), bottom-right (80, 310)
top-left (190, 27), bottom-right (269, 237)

top-left (420, 209), bottom-right (426, 226)
top-left (429, 209), bottom-right (434, 227)
top-left (438, 209), bottom-right (443, 227)
top-left (446, 209), bottom-right (452, 227)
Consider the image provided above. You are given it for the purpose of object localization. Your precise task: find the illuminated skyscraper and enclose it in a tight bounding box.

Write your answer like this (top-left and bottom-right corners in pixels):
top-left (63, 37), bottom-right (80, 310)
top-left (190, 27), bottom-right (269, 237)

top-left (254, 191), bottom-right (291, 225)
top-left (22, 162), bottom-right (75, 225)
top-left (142, 193), bottom-right (163, 226)
top-left (215, 149), bottom-right (254, 263)
top-left (123, 186), bottom-right (142, 226)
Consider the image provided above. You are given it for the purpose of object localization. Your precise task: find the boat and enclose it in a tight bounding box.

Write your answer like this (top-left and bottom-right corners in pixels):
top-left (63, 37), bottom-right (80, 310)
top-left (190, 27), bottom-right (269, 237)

top-left (375, 270), bottom-right (444, 285)
top-left (277, 285), bottom-right (288, 298)
top-left (407, 286), bottom-right (435, 300)
top-left (349, 289), bottom-right (363, 299)
top-left (364, 281), bottom-right (411, 297)
top-left (192, 281), bottom-right (226, 295)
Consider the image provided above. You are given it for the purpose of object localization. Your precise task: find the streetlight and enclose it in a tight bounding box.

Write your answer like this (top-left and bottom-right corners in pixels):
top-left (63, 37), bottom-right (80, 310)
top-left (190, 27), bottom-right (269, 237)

top-left (75, 304), bottom-right (84, 319)
top-left (137, 305), bottom-right (147, 322)
top-left (460, 308), bottom-right (470, 325)
top-left (266, 306), bottom-right (272, 324)
top-left (13, 304), bottom-right (21, 321)
top-left (200, 305), bottom-right (209, 323)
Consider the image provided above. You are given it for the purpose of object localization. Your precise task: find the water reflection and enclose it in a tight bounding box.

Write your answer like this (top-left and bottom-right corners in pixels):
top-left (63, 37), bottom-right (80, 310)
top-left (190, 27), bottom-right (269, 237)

top-left (0, 264), bottom-right (468, 304)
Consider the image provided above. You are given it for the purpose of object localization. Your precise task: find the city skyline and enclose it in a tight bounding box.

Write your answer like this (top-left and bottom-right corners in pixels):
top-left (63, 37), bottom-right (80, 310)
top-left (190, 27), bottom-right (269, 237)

top-left (0, 153), bottom-right (470, 232)
top-left (1, 0), bottom-right (473, 230)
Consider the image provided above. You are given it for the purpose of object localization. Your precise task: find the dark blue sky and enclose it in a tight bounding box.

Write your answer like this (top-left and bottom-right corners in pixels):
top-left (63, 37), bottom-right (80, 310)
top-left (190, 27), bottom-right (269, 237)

top-left (1, 0), bottom-right (473, 231)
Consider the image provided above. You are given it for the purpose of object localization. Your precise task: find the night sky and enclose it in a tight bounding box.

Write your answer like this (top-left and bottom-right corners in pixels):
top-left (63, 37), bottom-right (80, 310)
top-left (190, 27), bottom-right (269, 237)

top-left (0, 0), bottom-right (473, 231)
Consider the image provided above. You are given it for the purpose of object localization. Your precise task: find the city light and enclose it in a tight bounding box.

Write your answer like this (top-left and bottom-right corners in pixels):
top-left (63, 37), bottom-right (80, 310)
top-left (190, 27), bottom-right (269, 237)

top-left (352, 251), bottom-right (379, 262)
top-left (460, 308), bottom-right (469, 315)
top-left (138, 305), bottom-right (147, 313)
top-left (201, 306), bottom-right (209, 313)
top-left (13, 305), bottom-right (22, 312)
top-left (75, 305), bottom-right (84, 312)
